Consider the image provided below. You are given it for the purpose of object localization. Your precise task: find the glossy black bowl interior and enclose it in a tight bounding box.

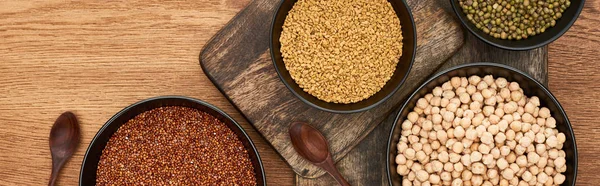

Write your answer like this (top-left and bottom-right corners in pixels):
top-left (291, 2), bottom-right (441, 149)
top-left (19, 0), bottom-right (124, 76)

top-left (270, 0), bottom-right (416, 113)
top-left (387, 63), bottom-right (578, 185)
top-left (80, 96), bottom-right (266, 185)
top-left (450, 0), bottom-right (585, 50)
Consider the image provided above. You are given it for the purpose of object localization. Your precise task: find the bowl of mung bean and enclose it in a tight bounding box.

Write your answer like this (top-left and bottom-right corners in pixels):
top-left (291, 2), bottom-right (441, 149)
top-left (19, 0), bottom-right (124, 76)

top-left (450, 0), bottom-right (585, 50)
top-left (386, 63), bottom-right (577, 185)
top-left (80, 96), bottom-right (266, 185)
top-left (270, 0), bottom-right (416, 113)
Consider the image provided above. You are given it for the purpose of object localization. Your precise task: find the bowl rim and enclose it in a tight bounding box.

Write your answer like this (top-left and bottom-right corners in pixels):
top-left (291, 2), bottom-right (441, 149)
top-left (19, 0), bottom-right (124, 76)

top-left (450, 0), bottom-right (586, 51)
top-left (386, 62), bottom-right (578, 185)
top-left (79, 96), bottom-right (267, 185)
top-left (269, 0), bottom-right (417, 114)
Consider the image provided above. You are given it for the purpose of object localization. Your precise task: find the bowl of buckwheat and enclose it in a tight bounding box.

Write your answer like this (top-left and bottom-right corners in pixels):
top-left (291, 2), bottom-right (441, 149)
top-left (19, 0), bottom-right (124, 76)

top-left (270, 0), bottom-right (416, 113)
top-left (386, 63), bottom-right (577, 186)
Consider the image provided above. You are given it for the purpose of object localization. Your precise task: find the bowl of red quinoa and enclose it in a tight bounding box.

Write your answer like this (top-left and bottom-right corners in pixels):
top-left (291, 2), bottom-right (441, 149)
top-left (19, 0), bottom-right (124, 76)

top-left (80, 96), bottom-right (265, 185)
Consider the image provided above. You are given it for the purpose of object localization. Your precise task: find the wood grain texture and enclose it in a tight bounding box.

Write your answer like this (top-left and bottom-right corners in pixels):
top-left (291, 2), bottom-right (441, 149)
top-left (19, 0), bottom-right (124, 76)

top-left (296, 0), bottom-right (548, 184)
top-left (200, 0), bottom-right (464, 178)
top-left (0, 1), bottom-right (293, 185)
top-left (548, 1), bottom-right (600, 185)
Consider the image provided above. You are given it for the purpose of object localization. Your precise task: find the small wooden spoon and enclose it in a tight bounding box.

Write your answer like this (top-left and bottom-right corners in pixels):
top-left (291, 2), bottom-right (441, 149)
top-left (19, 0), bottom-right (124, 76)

top-left (48, 112), bottom-right (80, 186)
top-left (289, 122), bottom-right (350, 186)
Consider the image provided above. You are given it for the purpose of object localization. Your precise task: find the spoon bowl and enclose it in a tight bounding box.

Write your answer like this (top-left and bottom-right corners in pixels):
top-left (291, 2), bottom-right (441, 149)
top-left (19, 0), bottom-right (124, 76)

top-left (49, 112), bottom-right (80, 186)
top-left (289, 122), bottom-right (350, 186)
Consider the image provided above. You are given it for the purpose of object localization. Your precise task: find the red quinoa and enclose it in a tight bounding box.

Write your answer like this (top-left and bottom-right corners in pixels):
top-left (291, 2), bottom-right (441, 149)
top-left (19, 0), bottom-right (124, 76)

top-left (96, 106), bottom-right (257, 185)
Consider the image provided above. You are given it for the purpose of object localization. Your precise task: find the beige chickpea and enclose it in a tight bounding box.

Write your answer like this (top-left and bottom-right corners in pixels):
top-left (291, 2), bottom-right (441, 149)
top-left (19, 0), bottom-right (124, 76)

top-left (502, 114), bottom-right (514, 124)
top-left (472, 116), bottom-right (484, 126)
top-left (431, 97), bottom-right (442, 107)
top-left (506, 141), bottom-right (517, 150)
top-left (443, 111), bottom-right (455, 123)
top-left (431, 106), bottom-right (441, 114)
top-left (499, 146), bottom-right (510, 156)
top-left (404, 148), bottom-right (416, 160)
top-left (429, 175), bottom-right (441, 184)
top-left (439, 151), bottom-right (450, 163)
top-left (557, 133), bottom-right (566, 144)
top-left (480, 132), bottom-right (494, 145)
top-left (518, 136), bottom-right (532, 147)
top-left (432, 114), bottom-right (443, 124)
top-left (441, 98), bottom-right (450, 108)
top-left (417, 98), bottom-right (429, 109)
top-left (408, 112), bottom-right (419, 123)
top-left (460, 153), bottom-right (472, 166)
top-left (545, 166), bottom-right (554, 175)
top-left (472, 92), bottom-right (484, 103)
top-left (499, 88), bottom-right (511, 99)
top-left (536, 156), bottom-right (548, 168)
top-left (431, 140), bottom-right (441, 150)
top-left (450, 77), bottom-right (462, 88)
top-left (443, 90), bottom-right (456, 99)
top-left (431, 160), bottom-right (443, 172)
top-left (482, 154), bottom-right (495, 166)
top-left (396, 154), bottom-right (407, 164)
top-left (510, 91), bottom-right (523, 102)
top-left (533, 106), bottom-right (540, 117)
top-left (415, 169), bottom-right (429, 182)
top-left (450, 141), bottom-right (464, 154)
top-left (548, 149), bottom-right (559, 160)
top-left (475, 126), bottom-right (486, 138)
top-left (433, 87), bottom-right (444, 97)
top-left (472, 162), bottom-right (486, 174)
top-left (554, 173), bottom-right (566, 185)
top-left (409, 135), bottom-right (419, 144)
top-left (538, 107), bottom-right (551, 119)
top-left (495, 77), bottom-right (508, 88)
top-left (483, 75), bottom-right (494, 85)
top-left (460, 77), bottom-right (469, 87)
top-left (546, 136), bottom-right (558, 148)
top-left (442, 82), bottom-right (453, 90)
top-left (482, 106), bottom-right (494, 116)
top-left (465, 128), bottom-right (477, 140)
top-left (497, 158), bottom-right (509, 170)
top-left (441, 171), bottom-right (452, 182)
top-left (415, 107), bottom-right (424, 115)
top-left (503, 101), bottom-right (518, 114)
top-left (470, 101), bottom-right (482, 112)
top-left (558, 164), bottom-right (567, 173)
top-left (421, 120), bottom-right (433, 131)
top-left (452, 178), bottom-right (463, 186)
top-left (466, 84), bottom-right (477, 94)
top-left (411, 125), bottom-right (421, 136)
top-left (417, 151), bottom-right (428, 162)
top-left (544, 128), bottom-right (555, 138)
top-left (484, 96), bottom-right (497, 106)
top-left (477, 81), bottom-right (489, 90)
top-left (501, 168), bottom-right (515, 180)
top-left (398, 142), bottom-right (408, 153)
top-left (444, 162), bottom-right (454, 172)
top-left (478, 144), bottom-right (491, 155)
top-left (516, 155), bottom-right (528, 167)
top-left (469, 75), bottom-right (482, 85)
top-left (524, 102), bottom-right (535, 114)
top-left (537, 172), bottom-right (549, 184)
top-left (460, 118), bottom-right (471, 128)
top-left (554, 157), bottom-right (566, 168)
top-left (489, 115), bottom-right (500, 125)
top-left (471, 151), bottom-right (483, 162)
top-left (472, 175), bottom-right (483, 186)
top-left (521, 122), bottom-right (532, 133)
top-left (522, 113), bottom-right (534, 123)
top-left (508, 82), bottom-right (520, 91)
top-left (397, 164), bottom-right (410, 175)
top-left (510, 121), bottom-right (522, 132)
top-left (546, 117), bottom-right (557, 128)
top-left (515, 145), bottom-right (526, 155)
top-left (506, 152), bottom-right (517, 163)
top-left (402, 178), bottom-right (413, 186)
top-left (449, 153), bottom-right (461, 164)
top-left (456, 92), bottom-right (470, 104)
top-left (526, 151), bottom-right (540, 164)
top-left (481, 88), bottom-right (494, 99)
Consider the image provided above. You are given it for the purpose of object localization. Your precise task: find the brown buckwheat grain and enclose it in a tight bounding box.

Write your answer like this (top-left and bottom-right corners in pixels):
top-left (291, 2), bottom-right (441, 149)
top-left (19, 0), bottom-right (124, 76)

top-left (280, 0), bottom-right (403, 104)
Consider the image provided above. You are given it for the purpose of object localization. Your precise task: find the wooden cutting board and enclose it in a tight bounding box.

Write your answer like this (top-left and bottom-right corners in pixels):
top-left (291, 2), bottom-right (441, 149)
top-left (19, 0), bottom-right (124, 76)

top-left (200, 0), bottom-right (464, 178)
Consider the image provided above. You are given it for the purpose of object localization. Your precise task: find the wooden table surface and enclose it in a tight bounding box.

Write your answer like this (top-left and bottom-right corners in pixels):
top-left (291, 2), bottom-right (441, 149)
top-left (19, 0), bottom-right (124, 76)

top-left (0, 1), bottom-right (597, 186)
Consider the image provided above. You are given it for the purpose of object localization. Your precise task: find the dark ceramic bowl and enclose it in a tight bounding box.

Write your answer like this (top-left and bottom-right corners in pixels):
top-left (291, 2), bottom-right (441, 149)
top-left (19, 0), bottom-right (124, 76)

top-left (79, 96), bottom-right (266, 185)
top-left (270, 0), bottom-right (417, 113)
top-left (450, 0), bottom-right (585, 51)
top-left (387, 63), bottom-right (578, 185)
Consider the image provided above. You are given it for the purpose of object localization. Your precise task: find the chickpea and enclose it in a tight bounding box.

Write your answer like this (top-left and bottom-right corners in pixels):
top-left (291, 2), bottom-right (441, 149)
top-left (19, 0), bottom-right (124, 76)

top-left (472, 92), bottom-right (484, 103)
top-left (471, 151), bottom-right (483, 162)
top-left (538, 107), bottom-right (551, 118)
top-left (506, 152), bottom-right (517, 163)
top-left (398, 164), bottom-right (410, 175)
top-left (480, 132), bottom-right (494, 145)
top-left (537, 172), bottom-right (549, 184)
top-left (516, 155), bottom-right (528, 167)
top-left (478, 144), bottom-right (491, 155)
top-left (537, 156), bottom-right (548, 168)
top-left (441, 171), bottom-right (452, 181)
top-left (503, 101), bottom-right (518, 114)
top-left (470, 101), bottom-right (482, 112)
top-left (554, 157), bottom-right (566, 168)
top-left (501, 168), bottom-right (515, 180)
top-left (429, 174), bottom-right (441, 184)
top-left (439, 151), bottom-right (450, 163)
top-left (510, 91), bottom-right (523, 102)
top-left (508, 82), bottom-right (520, 91)
top-left (477, 81), bottom-right (489, 90)
top-left (403, 178), bottom-right (412, 186)
top-left (452, 178), bottom-right (463, 186)
top-left (472, 175), bottom-right (483, 186)
top-left (547, 136), bottom-right (559, 148)
top-left (554, 173), bottom-right (566, 185)
top-left (441, 98), bottom-right (450, 108)
top-left (484, 96), bottom-right (497, 106)
top-left (405, 148), bottom-right (416, 160)
top-left (546, 117), bottom-right (557, 128)
top-left (444, 162), bottom-right (454, 172)
top-left (433, 87), bottom-right (443, 97)
top-left (482, 154), bottom-right (494, 166)
top-left (416, 169), bottom-right (429, 182)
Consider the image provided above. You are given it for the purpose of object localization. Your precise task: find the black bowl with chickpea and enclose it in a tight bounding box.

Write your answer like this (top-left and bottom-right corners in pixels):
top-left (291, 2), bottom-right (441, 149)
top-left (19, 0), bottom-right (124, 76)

top-left (387, 63), bottom-right (577, 186)
top-left (450, 0), bottom-right (585, 50)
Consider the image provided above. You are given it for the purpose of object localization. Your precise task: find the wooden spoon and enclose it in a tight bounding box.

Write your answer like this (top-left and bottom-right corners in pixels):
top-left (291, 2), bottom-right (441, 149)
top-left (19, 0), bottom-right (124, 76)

top-left (289, 122), bottom-right (350, 186)
top-left (48, 112), bottom-right (80, 186)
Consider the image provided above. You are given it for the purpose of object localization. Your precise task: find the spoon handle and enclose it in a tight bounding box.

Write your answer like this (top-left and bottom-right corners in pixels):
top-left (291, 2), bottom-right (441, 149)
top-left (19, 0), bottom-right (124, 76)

top-left (321, 157), bottom-right (351, 186)
top-left (48, 153), bottom-right (67, 186)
